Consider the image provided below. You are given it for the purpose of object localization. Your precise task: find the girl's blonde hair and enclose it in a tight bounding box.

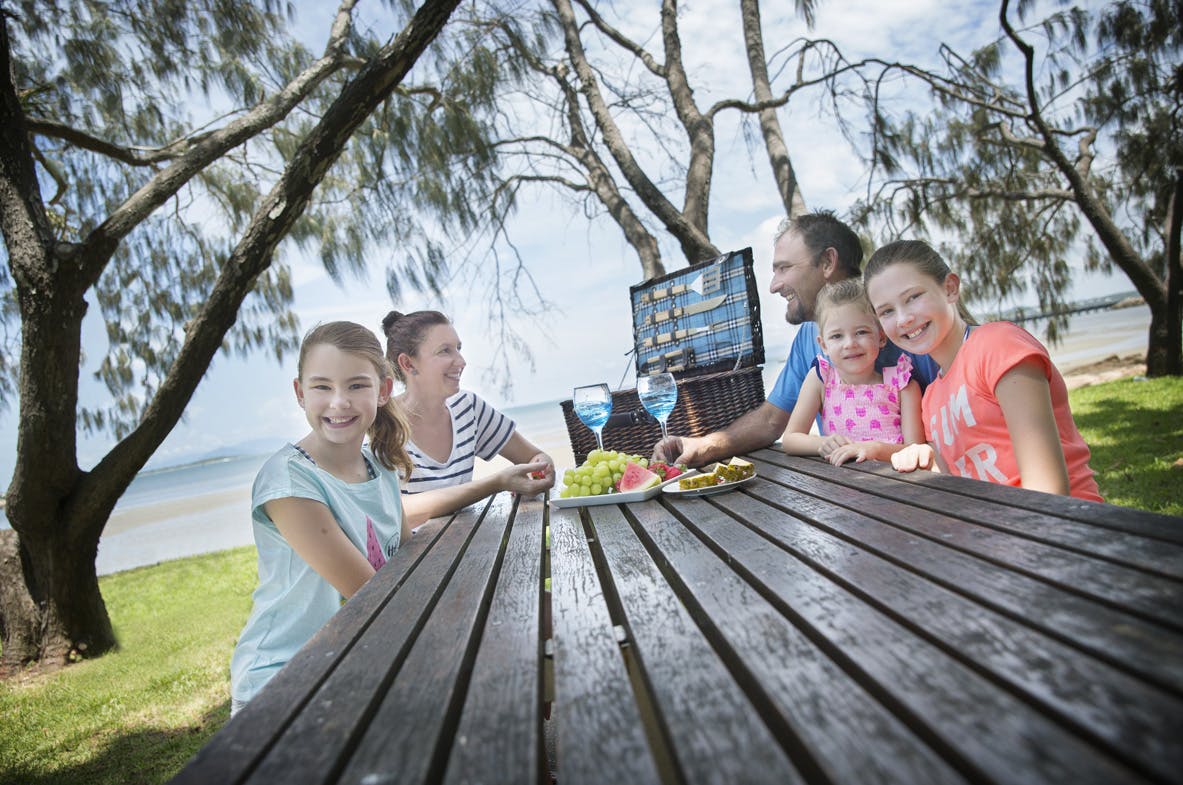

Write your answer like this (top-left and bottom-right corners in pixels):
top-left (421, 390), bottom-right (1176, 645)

top-left (864, 240), bottom-right (977, 324)
top-left (813, 279), bottom-right (877, 334)
top-left (298, 321), bottom-right (414, 478)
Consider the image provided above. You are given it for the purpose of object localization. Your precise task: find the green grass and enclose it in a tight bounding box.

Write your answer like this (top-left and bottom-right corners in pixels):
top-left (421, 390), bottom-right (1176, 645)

top-left (0, 375), bottom-right (1180, 785)
top-left (0, 547), bottom-right (256, 785)
top-left (1069, 375), bottom-right (1183, 516)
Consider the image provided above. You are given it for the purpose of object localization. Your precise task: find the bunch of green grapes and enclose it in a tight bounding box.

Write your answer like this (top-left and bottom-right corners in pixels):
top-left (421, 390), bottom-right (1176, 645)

top-left (559, 449), bottom-right (650, 498)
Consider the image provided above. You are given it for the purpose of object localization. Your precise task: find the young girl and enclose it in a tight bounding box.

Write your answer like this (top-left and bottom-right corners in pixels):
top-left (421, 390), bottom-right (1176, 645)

top-left (230, 322), bottom-right (413, 714)
top-left (863, 240), bottom-right (1102, 501)
top-left (381, 310), bottom-right (554, 528)
top-left (781, 279), bottom-right (924, 465)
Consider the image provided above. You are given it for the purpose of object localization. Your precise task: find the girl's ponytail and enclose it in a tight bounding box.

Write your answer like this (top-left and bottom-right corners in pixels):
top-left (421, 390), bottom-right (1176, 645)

top-left (369, 388), bottom-right (414, 479)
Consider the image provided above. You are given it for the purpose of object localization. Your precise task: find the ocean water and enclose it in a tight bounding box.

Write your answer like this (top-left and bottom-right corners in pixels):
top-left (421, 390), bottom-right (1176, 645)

top-left (1, 303), bottom-right (1154, 575)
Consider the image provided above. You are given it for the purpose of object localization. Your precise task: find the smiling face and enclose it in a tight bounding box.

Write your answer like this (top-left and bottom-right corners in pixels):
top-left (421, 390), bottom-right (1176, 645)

top-left (295, 343), bottom-right (390, 450)
top-left (865, 260), bottom-right (962, 369)
top-left (816, 301), bottom-right (886, 383)
top-left (770, 230), bottom-right (832, 325)
top-left (403, 323), bottom-right (465, 397)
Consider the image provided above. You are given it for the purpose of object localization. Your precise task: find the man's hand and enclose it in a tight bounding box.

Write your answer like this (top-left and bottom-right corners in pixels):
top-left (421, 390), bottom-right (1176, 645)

top-left (652, 435), bottom-right (713, 468)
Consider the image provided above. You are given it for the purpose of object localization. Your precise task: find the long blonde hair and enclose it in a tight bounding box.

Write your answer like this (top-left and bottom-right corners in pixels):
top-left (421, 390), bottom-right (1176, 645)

top-left (298, 321), bottom-right (414, 478)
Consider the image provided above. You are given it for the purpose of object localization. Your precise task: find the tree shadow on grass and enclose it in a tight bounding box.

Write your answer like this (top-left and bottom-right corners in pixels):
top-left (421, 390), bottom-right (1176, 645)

top-left (3, 701), bottom-right (229, 785)
top-left (1072, 395), bottom-right (1183, 516)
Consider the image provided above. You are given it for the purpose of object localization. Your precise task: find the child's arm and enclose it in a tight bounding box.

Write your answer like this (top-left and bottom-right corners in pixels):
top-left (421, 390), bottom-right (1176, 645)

top-left (995, 359), bottom-right (1071, 495)
top-left (780, 373), bottom-right (827, 456)
top-left (401, 462), bottom-right (551, 529)
top-left (266, 497), bottom-right (377, 598)
top-left (899, 379), bottom-right (924, 446)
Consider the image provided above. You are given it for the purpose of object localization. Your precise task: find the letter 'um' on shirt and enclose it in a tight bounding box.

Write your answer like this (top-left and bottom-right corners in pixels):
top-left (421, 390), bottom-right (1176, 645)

top-left (931, 383), bottom-right (977, 446)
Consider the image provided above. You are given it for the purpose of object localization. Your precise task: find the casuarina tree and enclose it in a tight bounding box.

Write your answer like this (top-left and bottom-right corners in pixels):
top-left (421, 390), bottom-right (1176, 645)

top-left (0, 0), bottom-right (469, 671)
top-left (856, 0), bottom-right (1181, 374)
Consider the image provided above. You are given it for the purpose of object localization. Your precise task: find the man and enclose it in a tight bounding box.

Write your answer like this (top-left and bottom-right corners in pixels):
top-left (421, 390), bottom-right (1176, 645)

top-left (653, 210), bottom-right (939, 467)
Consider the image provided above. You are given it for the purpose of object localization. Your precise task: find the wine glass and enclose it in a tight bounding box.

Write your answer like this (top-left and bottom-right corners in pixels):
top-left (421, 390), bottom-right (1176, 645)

top-left (637, 372), bottom-right (678, 440)
top-left (573, 383), bottom-right (613, 452)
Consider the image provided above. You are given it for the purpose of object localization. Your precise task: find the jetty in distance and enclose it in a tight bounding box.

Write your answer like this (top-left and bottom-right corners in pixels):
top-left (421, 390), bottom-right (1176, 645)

top-left (985, 290), bottom-right (1144, 323)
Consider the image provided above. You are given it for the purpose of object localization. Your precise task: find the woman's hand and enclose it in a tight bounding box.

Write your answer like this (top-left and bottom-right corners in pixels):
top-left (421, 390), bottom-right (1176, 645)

top-left (527, 452), bottom-right (555, 483)
top-left (496, 461), bottom-right (555, 495)
top-left (891, 443), bottom-right (939, 473)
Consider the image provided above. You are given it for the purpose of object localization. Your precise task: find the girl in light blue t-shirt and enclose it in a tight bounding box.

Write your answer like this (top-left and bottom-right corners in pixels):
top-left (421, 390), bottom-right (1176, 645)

top-left (230, 321), bottom-right (414, 714)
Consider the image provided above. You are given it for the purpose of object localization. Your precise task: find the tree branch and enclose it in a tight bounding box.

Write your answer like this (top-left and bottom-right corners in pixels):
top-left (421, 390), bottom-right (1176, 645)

top-left (571, 0), bottom-right (665, 78)
top-left (72, 0), bottom-right (365, 289)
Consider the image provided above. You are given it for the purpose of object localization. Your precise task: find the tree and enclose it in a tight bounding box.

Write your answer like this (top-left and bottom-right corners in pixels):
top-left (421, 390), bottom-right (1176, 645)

top-left (467, 0), bottom-right (866, 280)
top-left (0, 0), bottom-right (467, 672)
top-left (855, 0), bottom-right (1182, 375)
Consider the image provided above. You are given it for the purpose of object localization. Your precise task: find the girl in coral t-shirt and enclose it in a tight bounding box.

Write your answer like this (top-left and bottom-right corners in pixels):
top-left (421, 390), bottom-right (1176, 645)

top-left (781, 279), bottom-right (924, 465)
top-left (863, 240), bottom-right (1102, 502)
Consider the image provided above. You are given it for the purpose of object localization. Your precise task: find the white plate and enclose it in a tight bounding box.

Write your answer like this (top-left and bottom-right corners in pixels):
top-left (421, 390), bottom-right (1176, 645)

top-left (661, 470), bottom-right (756, 498)
top-left (548, 470), bottom-right (684, 508)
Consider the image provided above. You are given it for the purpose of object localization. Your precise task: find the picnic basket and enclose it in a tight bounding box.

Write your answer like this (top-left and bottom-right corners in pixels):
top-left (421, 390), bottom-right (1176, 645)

top-left (562, 248), bottom-right (766, 464)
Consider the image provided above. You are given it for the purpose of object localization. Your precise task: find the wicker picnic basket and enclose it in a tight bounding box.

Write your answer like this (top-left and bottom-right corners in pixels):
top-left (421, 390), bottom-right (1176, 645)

top-left (561, 248), bottom-right (766, 464)
top-left (560, 365), bottom-right (765, 464)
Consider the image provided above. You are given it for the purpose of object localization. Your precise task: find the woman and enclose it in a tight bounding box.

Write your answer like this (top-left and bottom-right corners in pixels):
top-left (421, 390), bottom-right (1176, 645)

top-left (381, 310), bottom-right (555, 528)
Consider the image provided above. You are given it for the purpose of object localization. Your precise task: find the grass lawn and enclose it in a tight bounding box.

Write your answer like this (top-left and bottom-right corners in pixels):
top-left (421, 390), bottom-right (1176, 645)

top-left (0, 547), bottom-right (256, 785)
top-left (0, 375), bottom-right (1180, 785)
top-left (1069, 375), bottom-right (1183, 516)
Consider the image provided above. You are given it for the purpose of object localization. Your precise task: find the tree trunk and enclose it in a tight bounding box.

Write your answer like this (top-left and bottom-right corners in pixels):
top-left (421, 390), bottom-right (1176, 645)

top-left (741, 0), bottom-right (808, 218)
top-left (0, 530), bottom-right (42, 672)
top-left (0, 0), bottom-right (461, 671)
top-left (1147, 168), bottom-right (1183, 376)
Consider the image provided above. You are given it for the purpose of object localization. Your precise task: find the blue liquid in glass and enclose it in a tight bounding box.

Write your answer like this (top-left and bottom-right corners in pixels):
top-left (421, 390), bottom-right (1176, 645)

top-left (640, 389), bottom-right (677, 422)
top-left (574, 400), bottom-right (612, 430)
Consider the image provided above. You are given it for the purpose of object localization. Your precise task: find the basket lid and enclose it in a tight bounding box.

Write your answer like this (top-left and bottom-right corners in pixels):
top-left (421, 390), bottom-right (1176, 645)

top-left (628, 247), bottom-right (764, 377)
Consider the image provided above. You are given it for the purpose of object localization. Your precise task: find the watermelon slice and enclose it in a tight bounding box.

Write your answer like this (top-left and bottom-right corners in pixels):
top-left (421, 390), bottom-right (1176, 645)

top-left (617, 461), bottom-right (662, 492)
top-left (649, 461), bottom-right (684, 480)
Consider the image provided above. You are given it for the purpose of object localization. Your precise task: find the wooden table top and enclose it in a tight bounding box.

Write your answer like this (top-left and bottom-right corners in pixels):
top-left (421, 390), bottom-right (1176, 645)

top-left (172, 448), bottom-right (1183, 785)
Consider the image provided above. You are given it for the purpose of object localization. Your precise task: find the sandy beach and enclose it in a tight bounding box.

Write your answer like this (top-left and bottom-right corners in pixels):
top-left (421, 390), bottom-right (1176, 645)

top-left (88, 304), bottom-right (1151, 576)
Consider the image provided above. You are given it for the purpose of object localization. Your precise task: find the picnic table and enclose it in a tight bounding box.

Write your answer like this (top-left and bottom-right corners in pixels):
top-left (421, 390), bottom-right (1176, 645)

top-left (171, 447), bottom-right (1183, 785)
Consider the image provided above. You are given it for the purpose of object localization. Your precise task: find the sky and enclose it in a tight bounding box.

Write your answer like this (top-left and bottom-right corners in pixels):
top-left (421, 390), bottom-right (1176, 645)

top-left (0, 0), bottom-right (1132, 482)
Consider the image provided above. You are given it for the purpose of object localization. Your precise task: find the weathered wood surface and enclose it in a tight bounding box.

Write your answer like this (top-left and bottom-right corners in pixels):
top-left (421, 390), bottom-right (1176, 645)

top-left (173, 450), bottom-right (1183, 785)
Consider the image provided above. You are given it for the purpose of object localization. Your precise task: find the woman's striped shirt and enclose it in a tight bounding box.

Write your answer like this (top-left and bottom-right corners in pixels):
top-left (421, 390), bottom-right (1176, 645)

top-left (402, 391), bottom-right (515, 493)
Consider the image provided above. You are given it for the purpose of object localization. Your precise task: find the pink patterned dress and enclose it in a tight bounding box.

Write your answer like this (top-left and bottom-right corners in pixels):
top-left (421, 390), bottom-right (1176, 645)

top-left (818, 353), bottom-right (912, 443)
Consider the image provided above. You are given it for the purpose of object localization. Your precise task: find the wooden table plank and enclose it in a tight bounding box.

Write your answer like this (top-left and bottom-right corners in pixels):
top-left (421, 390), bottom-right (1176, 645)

top-left (758, 452), bottom-right (1183, 580)
top-left (764, 450), bottom-right (1183, 545)
top-left (802, 449), bottom-right (1183, 545)
top-left (332, 493), bottom-right (515, 785)
top-left (586, 502), bottom-right (808, 785)
top-left (240, 500), bottom-right (498, 785)
top-left (625, 500), bottom-right (971, 785)
top-left (659, 492), bottom-right (1152, 784)
top-left (742, 462), bottom-right (1183, 694)
top-left (747, 455), bottom-right (1183, 629)
top-left (442, 496), bottom-right (546, 785)
top-left (549, 505), bottom-right (663, 785)
top-left (693, 488), bottom-right (1183, 782)
top-left (171, 506), bottom-right (479, 785)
